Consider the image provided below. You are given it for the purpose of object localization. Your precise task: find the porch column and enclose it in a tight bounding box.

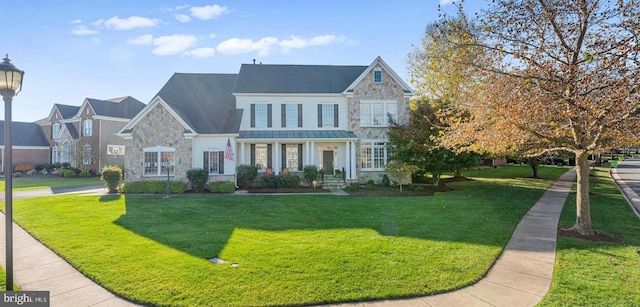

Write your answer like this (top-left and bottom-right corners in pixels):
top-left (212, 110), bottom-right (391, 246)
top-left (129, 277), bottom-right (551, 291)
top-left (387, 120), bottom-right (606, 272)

top-left (240, 142), bottom-right (245, 164)
top-left (305, 141), bottom-right (310, 166)
top-left (350, 141), bottom-right (357, 180)
top-left (274, 141), bottom-right (280, 173)
top-left (310, 141), bottom-right (315, 165)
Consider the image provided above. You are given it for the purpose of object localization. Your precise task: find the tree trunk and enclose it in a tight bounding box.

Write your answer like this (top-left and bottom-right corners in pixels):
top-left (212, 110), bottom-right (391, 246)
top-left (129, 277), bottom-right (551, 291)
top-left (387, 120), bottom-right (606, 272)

top-left (455, 167), bottom-right (463, 178)
top-left (530, 161), bottom-right (539, 178)
top-left (569, 151), bottom-right (594, 235)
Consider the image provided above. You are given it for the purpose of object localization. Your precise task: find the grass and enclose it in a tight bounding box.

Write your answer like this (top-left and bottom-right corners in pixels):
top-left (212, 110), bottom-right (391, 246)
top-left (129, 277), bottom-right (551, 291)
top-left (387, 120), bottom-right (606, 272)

top-left (0, 176), bottom-right (102, 192)
top-left (8, 166), bottom-right (566, 306)
top-left (539, 168), bottom-right (640, 306)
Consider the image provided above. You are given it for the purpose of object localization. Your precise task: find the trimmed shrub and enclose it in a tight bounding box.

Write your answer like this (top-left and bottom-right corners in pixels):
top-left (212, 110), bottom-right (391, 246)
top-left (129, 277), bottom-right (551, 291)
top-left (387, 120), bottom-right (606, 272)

top-left (121, 180), bottom-right (187, 194)
top-left (276, 174), bottom-right (300, 188)
top-left (14, 162), bottom-right (34, 173)
top-left (13, 172), bottom-right (22, 177)
top-left (79, 170), bottom-right (91, 177)
top-left (61, 162), bottom-right (71, 169)
top-left (210, 181), bottom-right (235, 193)
top-left (35, 163), bottom-right (56, 172)
top-left (101, 166), bottom-right (123, 192)
top-left (381, 174), bottom-right (390, 186)
top-left (303, 165), bottom-right (318, 184)
top-left (237, 165), bottom-right (259, 189)
top-left (349, 182), bottom-right (360, 191)
top-left (260, 175), bottom-right (277, 188)
top-left (186, 168), bottom-right (209, 192)
top-left (61, 169), bottom-right (77, 178)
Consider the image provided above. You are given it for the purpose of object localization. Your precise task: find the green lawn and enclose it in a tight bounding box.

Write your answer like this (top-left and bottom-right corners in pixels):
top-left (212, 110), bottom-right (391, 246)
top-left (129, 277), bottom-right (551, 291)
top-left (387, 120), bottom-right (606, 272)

top-left (539, 169), bottom-right (640, 306)
top-left (8, 166), bottom-right (567, 306)
top-left (0, 176), bottom-right (102, 192)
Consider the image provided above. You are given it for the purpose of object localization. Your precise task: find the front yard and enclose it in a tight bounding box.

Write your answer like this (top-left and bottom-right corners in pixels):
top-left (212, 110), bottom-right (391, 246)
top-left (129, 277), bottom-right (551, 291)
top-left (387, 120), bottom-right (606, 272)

top-left (4, 166), bottom-right (638, 306)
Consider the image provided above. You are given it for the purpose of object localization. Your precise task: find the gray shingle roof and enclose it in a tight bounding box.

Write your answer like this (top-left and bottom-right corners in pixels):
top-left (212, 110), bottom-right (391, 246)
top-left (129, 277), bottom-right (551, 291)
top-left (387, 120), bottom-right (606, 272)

top-left (239, 130), bottom-right (357, 140)
top-left (55, 104), bottom-right (80, 119)
top-left (64, 123), bottom-right (79, 139)
top-left (0, 121), bottom-right (49, 146)
top-left (233, 64), bottom-right (368, 94)
top-left (156, 73), bottom-right (242, 134)
top-left (86, 96), bottom-right (145, 119)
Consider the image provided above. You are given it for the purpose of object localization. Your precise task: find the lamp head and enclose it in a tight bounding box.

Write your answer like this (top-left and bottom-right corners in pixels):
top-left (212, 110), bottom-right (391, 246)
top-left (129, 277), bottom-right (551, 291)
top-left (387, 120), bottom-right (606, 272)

top-left (0, 54), bottom-right (24, 94)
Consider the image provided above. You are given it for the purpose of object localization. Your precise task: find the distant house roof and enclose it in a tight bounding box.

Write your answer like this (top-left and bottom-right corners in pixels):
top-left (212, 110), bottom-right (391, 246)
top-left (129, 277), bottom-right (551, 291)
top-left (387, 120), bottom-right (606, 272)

top-left (239, 130), bottom-right (357, 140)
top-left (55, 104), bottom-right (80, 119)
top-left (155, 73), bottom-right (242, 134)
top-left (233, 64), bottom-right (368, 94)
top-left (0, 121), bottom-right (49, 146)
top-left (86, 96), bottom-right (146, 119)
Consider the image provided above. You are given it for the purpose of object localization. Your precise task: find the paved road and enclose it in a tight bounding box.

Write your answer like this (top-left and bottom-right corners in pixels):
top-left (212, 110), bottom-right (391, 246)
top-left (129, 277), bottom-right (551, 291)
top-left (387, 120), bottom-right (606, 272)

top-left (610, 158), bottom-right (640, 218)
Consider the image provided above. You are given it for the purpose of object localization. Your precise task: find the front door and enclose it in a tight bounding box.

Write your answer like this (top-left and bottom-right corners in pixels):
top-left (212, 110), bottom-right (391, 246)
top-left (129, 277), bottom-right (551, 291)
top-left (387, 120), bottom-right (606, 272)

top-left (322, 150), bottom-right (334, 175)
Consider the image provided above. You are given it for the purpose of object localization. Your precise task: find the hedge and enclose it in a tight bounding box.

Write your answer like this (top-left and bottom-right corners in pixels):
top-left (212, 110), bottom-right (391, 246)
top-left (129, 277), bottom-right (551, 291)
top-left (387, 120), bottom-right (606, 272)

top-left (121, 180), bottom-right (187, 194)
top-left (209, 181), bottom-right (236, 193)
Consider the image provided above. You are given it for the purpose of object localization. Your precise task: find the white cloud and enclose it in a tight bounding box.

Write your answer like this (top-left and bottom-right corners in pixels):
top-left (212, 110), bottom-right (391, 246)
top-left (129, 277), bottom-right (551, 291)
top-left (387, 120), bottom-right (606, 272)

top-left (175, 14), bottom-right (191, 23)
top-left (209, 33), bottom-right (217, 39)
top-left (439, 0), bottom-right (456, 5)
top-left (70, 19), bottom-right (82, 24)
top-left (128, 34), bottom-right (154, 45)
top-left (217, 37), bottom-right (279, 57)
top-left (104, 16), bottom-right (161, 30)
top-left (71, 25), bottom-right (99, 36)
top-left (183, 47), bottom-right (216, 58)
top-left (152, 34), bottom-right (198, 55)
top-left (190, 5), bottom-right (230, 20)
top-left (91, 37), bottom-right (102, 44)
top-left (280, 35), bottom-right (346, 52)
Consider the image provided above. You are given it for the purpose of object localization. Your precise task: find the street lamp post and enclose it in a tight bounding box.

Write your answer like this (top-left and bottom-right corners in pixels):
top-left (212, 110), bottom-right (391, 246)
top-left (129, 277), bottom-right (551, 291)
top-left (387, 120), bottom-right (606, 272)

top-left (0, 54), bottom-right (25, 291)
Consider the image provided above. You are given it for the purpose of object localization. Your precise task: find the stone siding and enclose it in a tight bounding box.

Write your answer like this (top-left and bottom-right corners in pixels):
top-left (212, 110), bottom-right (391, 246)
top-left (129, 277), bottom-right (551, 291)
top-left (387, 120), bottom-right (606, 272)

top-left (347, 66), bottom-right (411, 182)
top-left (124, 104), bottom-right (192, 182)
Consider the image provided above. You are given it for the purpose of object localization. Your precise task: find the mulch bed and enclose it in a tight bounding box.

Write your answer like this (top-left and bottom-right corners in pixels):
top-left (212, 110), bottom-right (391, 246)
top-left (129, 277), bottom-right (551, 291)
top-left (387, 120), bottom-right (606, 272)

top-left (558, 228), bottom-right (623, 243)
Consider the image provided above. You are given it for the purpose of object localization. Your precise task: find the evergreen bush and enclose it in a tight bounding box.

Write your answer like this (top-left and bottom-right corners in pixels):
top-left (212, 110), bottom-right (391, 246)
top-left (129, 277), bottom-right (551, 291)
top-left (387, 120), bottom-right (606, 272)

top-left (101, 166), bottom-right (123, 192)
top-left (186, 168), bottom-right (209, 192)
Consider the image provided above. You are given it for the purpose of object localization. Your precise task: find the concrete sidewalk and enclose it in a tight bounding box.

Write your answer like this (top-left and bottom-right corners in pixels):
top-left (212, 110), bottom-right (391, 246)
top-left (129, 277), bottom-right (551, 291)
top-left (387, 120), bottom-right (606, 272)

top-left (0, 186), bottom-right (139, 307)
top-left (0, 170), bottom-right (578, 307)
top-left (320, 168), bottom-right (577, 307)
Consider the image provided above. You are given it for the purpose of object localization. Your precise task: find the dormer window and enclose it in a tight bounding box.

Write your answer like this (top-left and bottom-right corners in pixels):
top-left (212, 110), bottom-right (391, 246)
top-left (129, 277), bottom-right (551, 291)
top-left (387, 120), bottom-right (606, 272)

top-left (374, 70), bottom-right (382, 83)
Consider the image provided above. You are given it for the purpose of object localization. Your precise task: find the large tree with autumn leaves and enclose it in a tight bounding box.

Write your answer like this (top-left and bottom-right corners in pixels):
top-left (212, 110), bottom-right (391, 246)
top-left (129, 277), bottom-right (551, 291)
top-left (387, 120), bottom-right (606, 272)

top-left (414, 0), bottom-right (640, 235)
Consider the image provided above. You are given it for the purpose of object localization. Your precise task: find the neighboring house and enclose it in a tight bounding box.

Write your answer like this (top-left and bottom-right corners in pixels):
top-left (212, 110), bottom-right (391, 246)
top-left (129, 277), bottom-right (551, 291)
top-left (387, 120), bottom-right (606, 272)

top-left (0, 121), bottom-right (50, 172)
top-left (118, 57), bottom-right (413, 185)
top-left (37, 97), bottom-right (145, 173)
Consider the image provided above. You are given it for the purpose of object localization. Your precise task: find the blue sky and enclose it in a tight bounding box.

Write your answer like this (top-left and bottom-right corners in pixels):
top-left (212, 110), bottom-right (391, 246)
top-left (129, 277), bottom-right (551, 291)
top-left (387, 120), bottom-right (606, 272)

top-left (3, 0), bottom-right (483, 122)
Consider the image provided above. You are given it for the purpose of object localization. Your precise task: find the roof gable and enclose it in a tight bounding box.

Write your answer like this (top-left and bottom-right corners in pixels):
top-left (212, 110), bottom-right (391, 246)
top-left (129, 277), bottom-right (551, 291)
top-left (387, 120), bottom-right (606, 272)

top-left (234, 64), bottom-right (367, 94)
top-left (344, 56), bottom-right (414, 96)
top-left (49, 104), bottom-right (80, 121)
top-left (82, 96), bottom-right (146, 119)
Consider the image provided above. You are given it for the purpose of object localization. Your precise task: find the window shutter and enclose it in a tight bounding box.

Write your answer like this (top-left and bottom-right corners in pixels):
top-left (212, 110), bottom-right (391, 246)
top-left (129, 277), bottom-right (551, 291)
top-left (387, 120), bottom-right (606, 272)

top-left (203, 152), bottom-right (208, 171)
top-left (250, 104), bottom-right (256, 128)
top-left (250, 144), bottom-right (256, 165)
top-left (267, 144), bottom-right (273, 168)
top-left (281, 104), bottom-right (286, 127)
top-left (298, 104), bottom-right (303, 127)
top-left (318, 104), bottom-right (323, 127)
top-left (282, 144), bottom-right (286, 171)
top-left (333, 104), bottom-right (339, 127)
top-left (267, 104), bottom-right (272, 127)
top-left (218, 151), bottom-right (225, 174)
top-left (297, 144), bottom-right (303, 171)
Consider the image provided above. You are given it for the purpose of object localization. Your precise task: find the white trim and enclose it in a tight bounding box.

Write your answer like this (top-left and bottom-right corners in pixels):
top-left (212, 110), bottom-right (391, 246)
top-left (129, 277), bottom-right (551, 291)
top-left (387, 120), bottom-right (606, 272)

top-left (117, 96), bottom-right (197, 136)
top-left (0, 146), bottom-right (49, 150)
top-left (343, 56), bottom-right (414, 96)
top-left (234, 92), bottom-right (343, 98)
top-left (143, 146), bottom-right (175, 152)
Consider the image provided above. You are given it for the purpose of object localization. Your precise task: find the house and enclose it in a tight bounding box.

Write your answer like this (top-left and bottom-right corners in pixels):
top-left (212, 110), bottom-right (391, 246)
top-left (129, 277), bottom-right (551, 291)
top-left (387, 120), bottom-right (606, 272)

top-left (37, 97), bottom-right (145, 173)
top-left (118, 57), bottom-right (413, 186)
top-left (0, 121), bottom-right (50, 172)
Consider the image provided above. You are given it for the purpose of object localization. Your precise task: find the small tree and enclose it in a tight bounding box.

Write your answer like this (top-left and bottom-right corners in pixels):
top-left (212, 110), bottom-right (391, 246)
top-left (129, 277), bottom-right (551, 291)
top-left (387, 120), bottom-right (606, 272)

top-left (186, 168), bottom-right (209, 192)
top-left (101, 165), bottom-right (123, 193)
top-left (302, 165), bottom-right (319, 185)
top-left (236, 165), bottom-right (259, 189)
top-left (385, 161), bottom-right (419, 193)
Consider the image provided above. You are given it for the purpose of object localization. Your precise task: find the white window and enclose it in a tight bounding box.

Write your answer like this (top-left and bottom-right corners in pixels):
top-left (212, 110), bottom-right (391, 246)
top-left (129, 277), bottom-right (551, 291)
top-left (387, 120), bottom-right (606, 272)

top-left (204, 151), bottom-right (224, 175)
top-left (374, 70), bottom-right (382, 83)
top-left (254, 104), bottom-right (269, 128)
top-left (52, 146), bottom-right (58, 164)
top-left (52, 123), bottom-right (61, 139)
top-left (360, 100), bottom-right (397, 127)
top-left (143, 148), bottom-right (174, 176)
top-left (255, 144), bottom-right (268, 169)
top-left (361, 141), bottom-right (389, 170)
top-left (83, 120), bottom-right (93, 137)
top-left (285, 144), bottom-right (298, 171)
top-left (284, 104), bottom-right (299, 127)
top-left (322, 104), bottom-right (335, 127)
top-left (82, 144), bottom-right (92, 165)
